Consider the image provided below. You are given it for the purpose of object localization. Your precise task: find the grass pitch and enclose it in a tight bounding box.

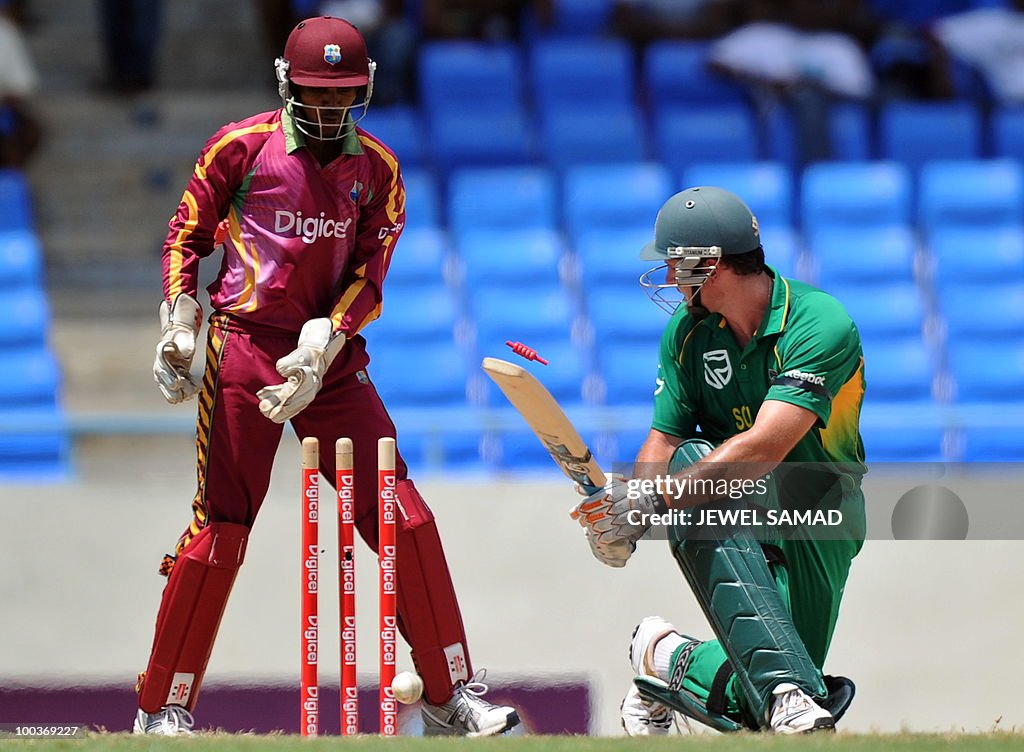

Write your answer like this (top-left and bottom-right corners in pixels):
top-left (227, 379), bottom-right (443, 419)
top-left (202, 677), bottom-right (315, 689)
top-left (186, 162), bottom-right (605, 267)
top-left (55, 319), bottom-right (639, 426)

top-left (1, 734), bottom-right (1022, 752)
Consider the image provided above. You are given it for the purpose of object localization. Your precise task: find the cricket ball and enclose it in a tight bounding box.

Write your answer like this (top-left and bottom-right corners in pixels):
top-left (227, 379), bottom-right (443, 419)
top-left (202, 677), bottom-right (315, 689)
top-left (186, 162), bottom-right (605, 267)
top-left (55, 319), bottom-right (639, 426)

top-left (391, 671), bottom-right (424, 704)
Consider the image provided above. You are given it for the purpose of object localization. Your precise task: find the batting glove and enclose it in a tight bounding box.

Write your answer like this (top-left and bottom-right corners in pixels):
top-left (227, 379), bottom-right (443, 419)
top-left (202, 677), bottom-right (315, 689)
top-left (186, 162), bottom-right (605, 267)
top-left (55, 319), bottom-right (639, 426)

top-left (153, 293), bottom-right (202, 404)
top-left (571, 473), bottom-right (667, 546)
top-left (257, 318), bottom-right (346, 423)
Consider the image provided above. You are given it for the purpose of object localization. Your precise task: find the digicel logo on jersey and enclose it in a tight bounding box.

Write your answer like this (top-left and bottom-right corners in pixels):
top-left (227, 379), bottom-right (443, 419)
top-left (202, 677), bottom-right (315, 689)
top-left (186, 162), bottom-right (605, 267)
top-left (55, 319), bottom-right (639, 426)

top-left (275, 210), bottom-right (353, 244)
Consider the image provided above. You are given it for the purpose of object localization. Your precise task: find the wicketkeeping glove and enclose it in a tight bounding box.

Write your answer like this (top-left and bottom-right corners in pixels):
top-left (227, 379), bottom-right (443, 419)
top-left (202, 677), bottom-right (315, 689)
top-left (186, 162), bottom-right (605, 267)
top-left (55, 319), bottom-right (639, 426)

top-left (153, 293), bottom-right (202, 404)
top-left (256, 318), bottom-right (346, 423)
top-left (571, 473), bottom-right (668, 546)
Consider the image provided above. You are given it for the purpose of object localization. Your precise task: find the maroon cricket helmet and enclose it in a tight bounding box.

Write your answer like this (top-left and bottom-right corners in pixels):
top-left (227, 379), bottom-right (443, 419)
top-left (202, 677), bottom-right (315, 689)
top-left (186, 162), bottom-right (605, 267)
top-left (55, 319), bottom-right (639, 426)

top-left (282, 16), bottom-right (370, 88)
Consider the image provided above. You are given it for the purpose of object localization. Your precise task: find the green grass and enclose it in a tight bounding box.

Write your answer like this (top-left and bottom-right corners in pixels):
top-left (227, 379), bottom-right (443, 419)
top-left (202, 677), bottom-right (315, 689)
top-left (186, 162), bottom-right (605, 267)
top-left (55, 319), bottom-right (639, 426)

top-left (2, 733), bottom-right (1023, 752)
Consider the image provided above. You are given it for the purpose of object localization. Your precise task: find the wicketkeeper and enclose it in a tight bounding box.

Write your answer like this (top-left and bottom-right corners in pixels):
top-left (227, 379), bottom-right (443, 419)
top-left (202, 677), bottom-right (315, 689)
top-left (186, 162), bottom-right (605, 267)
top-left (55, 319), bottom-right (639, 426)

top-left (572, 187), bottom-right (866, 735)
top-left (135, 16), bottom-right (518, 737)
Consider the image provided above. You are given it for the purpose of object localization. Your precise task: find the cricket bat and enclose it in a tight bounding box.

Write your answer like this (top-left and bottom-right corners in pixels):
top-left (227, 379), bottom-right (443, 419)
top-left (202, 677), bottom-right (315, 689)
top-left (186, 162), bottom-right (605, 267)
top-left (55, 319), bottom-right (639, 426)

top-left (481, 357), bottom-right (605, 494)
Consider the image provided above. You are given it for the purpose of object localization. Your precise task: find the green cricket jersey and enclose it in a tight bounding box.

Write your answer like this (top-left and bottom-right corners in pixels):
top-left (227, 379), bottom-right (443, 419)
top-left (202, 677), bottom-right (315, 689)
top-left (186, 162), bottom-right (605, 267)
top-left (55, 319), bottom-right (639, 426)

top-left (653, 268), bottom-right (866, 476)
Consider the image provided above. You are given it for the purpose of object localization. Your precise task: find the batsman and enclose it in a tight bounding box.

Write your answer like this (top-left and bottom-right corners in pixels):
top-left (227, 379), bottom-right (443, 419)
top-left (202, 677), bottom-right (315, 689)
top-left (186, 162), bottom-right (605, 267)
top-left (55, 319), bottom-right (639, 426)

top-left (134, 16), bottom-right (518, 736)
top-left (573, 187), bottom-right (866, 734)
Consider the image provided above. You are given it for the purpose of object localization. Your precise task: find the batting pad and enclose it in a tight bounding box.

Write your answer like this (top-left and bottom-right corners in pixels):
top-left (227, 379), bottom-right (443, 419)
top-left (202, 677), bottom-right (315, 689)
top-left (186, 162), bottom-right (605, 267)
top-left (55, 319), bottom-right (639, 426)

top-left (394, 480), bottom-right (472, 705)
top-left (669, 440), bottom-right (826, 726)
top-left (137, 522), bottom-right (248, 713)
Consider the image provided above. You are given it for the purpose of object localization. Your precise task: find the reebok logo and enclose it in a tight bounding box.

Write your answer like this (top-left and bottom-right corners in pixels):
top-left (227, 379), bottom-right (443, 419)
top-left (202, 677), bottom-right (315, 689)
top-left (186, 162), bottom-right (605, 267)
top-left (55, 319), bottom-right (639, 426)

top-left (275, 210), bottom-right (353, 244)
top-left (782, 369), bottom-right (825, 386)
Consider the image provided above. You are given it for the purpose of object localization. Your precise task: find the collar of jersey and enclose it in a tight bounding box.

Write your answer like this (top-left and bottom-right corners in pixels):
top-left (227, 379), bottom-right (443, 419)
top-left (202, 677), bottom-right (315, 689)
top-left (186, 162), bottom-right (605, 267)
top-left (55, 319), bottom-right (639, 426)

top-left (756, 266), bottom-right (790, 338)
top-left (706, 265), bottom-right (791, 342)
top-left (281, 105), bottom-right (363, 157)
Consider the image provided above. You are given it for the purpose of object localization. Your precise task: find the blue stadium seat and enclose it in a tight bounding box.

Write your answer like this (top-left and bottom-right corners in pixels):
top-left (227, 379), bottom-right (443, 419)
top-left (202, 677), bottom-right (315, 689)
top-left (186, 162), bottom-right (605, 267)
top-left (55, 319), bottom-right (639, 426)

top-left (760, 227), bottom-right (800, 280)
top-left (563, 163), bottom-right (671, 237)
top-left (829, 103), bottom-right (872, 161)
top-left (574, 227), bottom-right (657, 290)
top-left (861, 338), bottom-right (935, 402)
top-left (0, 170), bottom-right (32, 231)
top-left (364, 285), bottom-right (458, 343)
top-left (948, 341), bottom-right (1024, 402)
top-left (654, 105), bottom-right (758, 175)
top-left (643, 41), bottom-right (747, 109)
top-left (930, 224), bottom-right (1024, 283)
top-left (397, 428), bottom-right (483, 472)
top-left (535, 0), bottom-right (615, 37)
top-left (0, 230), bottom-right (43, 288)
top-left (919, 159), bottom-right (1024, 231)
top-left (472, 285), bottom-right (577, 347)
top-left (457, 227), bottom-right (563, 287)
top-left (860, 424), bottom-right (945, 463)
top-left (428, 108), bottom-right (535, 173)
top-left (682, 162), bottom-right (793, 227)
top-left (596, 428), bottom-right (650, 466)
top-left (419, 42), bottom-right (524, 117)
top-left (402, 170), bottom-right (440, 231)
top-left (368, 343), bottom-right (470, 405)
top-left (597, 341), bottom-right (660, 404)
top-left (498, 429), bottom-right (563, 469)
top-left (0, 346), bottom-right (61, 406)
top-left (363, 106), bottom-right (424, 167)
top-left (765, 105), bottom-right (798, 168)
top-left (0, 288), bottom-right (49, 346)
top-left (0, 406), bottom-right (71, 480)
top-left (486, 339), bottom-right (589, 406)
top-left (829, 282), bottom-right (924, 340)
top-left (386, 228), bottom-right (448, 288)
top-left (811, 225), bottom-right (916, 289)
top-left (960, 428), bottom-right (1024, 462)
top-left (540, 105), bottom-right (646, 171)
top-left (587, 288), bottom-right (666, 342)
top-left (879, 102), bottom-right (981, 171)
top-left (871, 0), bottom-right (977, 28)
top-left (529, 38), bottom-right (633, 114)
top-left (992, 107), bottom-right (1024, 163)
top-left (448, 167), bottom-right (556, 234)
top-left (943, 282), bottom-right (1024, 340)
top-left (801, 162), bottom-right (911, 233)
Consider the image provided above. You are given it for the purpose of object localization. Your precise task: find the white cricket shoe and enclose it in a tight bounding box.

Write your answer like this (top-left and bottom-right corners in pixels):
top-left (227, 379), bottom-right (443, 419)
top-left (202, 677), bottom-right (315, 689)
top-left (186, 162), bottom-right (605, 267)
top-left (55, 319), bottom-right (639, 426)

top-left (621, 683), bottom-right (675, 736)
top-left (421, 670), bottom-right (520, 737)
top-left (133, 705), bottom-right (195, 735)
top-left (621, 616), bottom-right (686, 736)
top-left (769, 683), bottom-right (835, 734)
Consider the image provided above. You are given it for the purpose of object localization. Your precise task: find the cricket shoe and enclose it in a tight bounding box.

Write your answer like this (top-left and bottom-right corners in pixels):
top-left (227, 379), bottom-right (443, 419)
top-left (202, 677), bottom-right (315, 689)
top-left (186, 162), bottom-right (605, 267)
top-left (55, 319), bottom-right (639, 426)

top-left (621, 615), bottom-right (688, 736)
top-left (133, 705), bottom-right (195, 735)
top-left (421, 670), bottom-right (520, 737)
top-left (769, 683), bottom-right (835, 734)
top-left (621, 683), bottom-right (675, 735)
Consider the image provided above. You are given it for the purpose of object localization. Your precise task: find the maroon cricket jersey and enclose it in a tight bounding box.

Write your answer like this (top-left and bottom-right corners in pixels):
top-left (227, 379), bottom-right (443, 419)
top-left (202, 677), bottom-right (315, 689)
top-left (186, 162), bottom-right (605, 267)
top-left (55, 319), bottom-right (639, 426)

top-left (162, 106), bottom-right (405, 338)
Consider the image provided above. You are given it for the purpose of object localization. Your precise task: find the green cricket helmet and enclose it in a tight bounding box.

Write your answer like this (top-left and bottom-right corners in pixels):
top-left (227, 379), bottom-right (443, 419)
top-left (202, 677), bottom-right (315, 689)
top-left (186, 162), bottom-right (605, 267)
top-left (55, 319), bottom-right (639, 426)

top-left (640, 186), bottom-right (761, 314)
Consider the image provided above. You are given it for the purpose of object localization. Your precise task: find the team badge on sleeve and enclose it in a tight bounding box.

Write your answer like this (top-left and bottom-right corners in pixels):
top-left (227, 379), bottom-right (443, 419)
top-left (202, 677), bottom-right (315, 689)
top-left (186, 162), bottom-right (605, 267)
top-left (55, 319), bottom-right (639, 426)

top-left (324, 44), bottom-right (342, 64)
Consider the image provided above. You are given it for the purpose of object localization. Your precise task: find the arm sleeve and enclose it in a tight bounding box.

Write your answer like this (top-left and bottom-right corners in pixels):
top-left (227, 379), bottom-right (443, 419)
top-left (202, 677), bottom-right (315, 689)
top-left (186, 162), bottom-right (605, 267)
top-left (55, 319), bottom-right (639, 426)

top-left (651, 318), bottom-right (699, 438)
top-left (329, 143), bottom-right (406, 337)
top-left (161, 121), bottom-right (263, 303)
top-left (765, 295), bottom-right (861, 428)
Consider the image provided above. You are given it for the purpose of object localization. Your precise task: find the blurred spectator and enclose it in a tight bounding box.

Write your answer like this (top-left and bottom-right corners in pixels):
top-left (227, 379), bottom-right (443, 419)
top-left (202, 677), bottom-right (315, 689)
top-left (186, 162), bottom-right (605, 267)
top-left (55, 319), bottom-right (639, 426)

top-left (422, 0), bottom-right (551, 41)
top-left (931, 0), bottom-right (1024, 104)
top-left (708, 0), bottom-right (879, 100)
top-left (613, 0), bottom-right (744, 45)
top-left (0, 0), bottom-right (41, 168)
top-left (98, 0), bottom-right (162, 95)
